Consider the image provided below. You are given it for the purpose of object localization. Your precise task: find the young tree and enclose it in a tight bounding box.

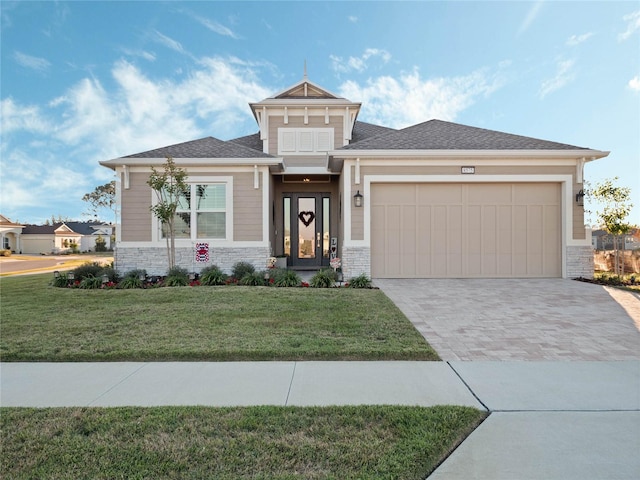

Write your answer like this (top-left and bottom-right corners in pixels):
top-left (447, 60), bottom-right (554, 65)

top-left (589, 177), bottom-right (633, 275)
top-left (147, 156), bottom-right (188, 269)
top-left (82, 181), bottom-right (116, 221)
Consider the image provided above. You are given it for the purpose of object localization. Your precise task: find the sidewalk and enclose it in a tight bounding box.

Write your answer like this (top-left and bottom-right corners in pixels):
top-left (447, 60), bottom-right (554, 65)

top-left (2, 360), bottom-right (639, 478)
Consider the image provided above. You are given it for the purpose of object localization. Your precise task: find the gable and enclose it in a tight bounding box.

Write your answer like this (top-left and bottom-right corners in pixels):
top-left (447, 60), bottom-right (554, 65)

top-left (275, 81), bottom-right (337, 99)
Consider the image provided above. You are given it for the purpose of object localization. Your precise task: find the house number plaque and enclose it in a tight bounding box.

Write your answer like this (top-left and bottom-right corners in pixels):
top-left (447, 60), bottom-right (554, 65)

top-left (461, 166), bottom-right (475, 174)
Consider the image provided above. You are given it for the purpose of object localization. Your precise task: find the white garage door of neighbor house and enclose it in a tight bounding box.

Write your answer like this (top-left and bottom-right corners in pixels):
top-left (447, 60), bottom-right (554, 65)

top-left (21, 239), bottom-right (54, 255)
top-left (371, 183), bottom-right (561, 278)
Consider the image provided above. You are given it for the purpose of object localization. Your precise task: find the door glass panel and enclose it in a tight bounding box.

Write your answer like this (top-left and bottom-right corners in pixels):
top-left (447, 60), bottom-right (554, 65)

top-left (283, 197), bottom-right (291, 257)
top-left (323, 198), bottom-right (330, 258)
top-left (298, 197), bottom-right (316, 259)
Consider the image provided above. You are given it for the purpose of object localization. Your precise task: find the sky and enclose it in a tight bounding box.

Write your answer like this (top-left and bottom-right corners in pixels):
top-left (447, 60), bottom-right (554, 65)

top-left (1, 0), bottom-right (639, 226)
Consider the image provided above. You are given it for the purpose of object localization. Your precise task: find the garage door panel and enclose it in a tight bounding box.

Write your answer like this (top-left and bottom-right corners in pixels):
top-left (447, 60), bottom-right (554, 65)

top-left (467, 183), bottom-right (511, 204)
top-left (371, 183), bottom-right (561, 278)
top-left (417, 184), bottom-right (462, 204)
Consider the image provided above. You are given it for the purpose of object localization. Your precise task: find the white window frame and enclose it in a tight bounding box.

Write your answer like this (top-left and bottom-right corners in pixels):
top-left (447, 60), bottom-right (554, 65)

top-left (152, 176), bottom-right (233, 243)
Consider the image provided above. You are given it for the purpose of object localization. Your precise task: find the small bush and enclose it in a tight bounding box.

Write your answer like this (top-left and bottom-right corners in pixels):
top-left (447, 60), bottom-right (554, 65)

top-left (51, 273), bottom-right (69, 288)
top-left (165, 266), bottom-right (190, 287)
top-left (271, 269), bottom-right (301, 287)
top-left (240, 271), bottom-right (268, 286)
top-left (347, 274), bottom-right (372, 289)
top-left (72, 262), bottom-right (104, 280)
top-left (232, 262), bottom-right (255, 281)
top-left (1, 249), bottom-right (11, 257)
top-left (310, 268), bottom-right (336, 288)
top-left (79, 276), bottom-right (103, 289)
top-left (118, 276), bottom-right (143, 289)
top-left (94, 235), bottom-right (107, 252)
top-left (200, 265), bottom-right (228, 286)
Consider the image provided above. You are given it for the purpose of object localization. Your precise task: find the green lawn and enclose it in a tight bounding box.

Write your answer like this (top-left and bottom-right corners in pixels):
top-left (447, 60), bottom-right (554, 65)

top-left (0, 274), bottom-right (439, 362)
top-left (1, 405), bottom-right (486, 479)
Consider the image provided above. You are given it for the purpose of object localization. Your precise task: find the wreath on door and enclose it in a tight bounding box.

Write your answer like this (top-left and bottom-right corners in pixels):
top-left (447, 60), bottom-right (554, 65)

top-left (298, 211), bottom-right (315, 227)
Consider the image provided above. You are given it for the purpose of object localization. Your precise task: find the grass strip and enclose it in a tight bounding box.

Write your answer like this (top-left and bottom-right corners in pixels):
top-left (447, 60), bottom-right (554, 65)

top-left (1, 405), bottom-right (486, 479)
top-left (0, 274), bottom-right (438, 362)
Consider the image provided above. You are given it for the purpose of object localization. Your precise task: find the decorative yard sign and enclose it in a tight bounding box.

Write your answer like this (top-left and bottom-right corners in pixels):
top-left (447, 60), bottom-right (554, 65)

top-left (195, 243), bottom-right (209, 262)
top-left (330, 237), bottom-right (338, 260)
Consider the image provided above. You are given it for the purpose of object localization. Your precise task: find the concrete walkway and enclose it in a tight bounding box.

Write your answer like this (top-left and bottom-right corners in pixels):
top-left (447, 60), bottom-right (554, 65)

top-left (2, 360), bottom-right (639, 478)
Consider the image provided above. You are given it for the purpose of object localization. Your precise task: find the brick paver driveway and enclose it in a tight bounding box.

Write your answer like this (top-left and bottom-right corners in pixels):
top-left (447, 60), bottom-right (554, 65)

top-left (376, 279), bottom-right (640, 361)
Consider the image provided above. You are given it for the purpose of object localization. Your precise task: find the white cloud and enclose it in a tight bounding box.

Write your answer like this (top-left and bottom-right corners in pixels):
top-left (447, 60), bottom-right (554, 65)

top-left (153, 30), bottom-right (186, 54)
top-left (629, 76), bottom-right (640, 92)
top-left (1, 57), bottom-right (276, 222)
top-left (330, 48), bottom-right (391, 74)
top-left (539, 59), bottom-right (575, 99)
top-left (566, 32), bottom-right (593, 46)
top-left (517, 1), bottom-right (544, 36)
top-left (619, 10), bottom-right (640, 41)
top-left (348, 16), bottom-right (358, 23)
top-left (192, 14), bottom-right (239, 39)
top-left (13, 51), bottom-right (51, 71)
top-left (121, 48), bottom-right (156, 62)
top-left (339, 67), bottom-right (505, 128)
top-left (1, 97), bottom-right (51, 133)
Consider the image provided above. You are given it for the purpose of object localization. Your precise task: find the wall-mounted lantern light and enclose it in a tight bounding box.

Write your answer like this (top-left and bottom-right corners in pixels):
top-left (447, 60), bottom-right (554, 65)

top-left (354, 190), bottom-right (363, 208)
top-left (576, 189), bottom-right (585, 206)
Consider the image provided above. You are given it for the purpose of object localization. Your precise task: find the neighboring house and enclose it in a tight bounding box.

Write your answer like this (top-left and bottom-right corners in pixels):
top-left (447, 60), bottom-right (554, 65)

top-left (592, 229), bottom-right (640, 251)
top-left (0, 215), bottom-right (24, 252)
top-left (21, 222), bottom-right (113, 254)
top-left (100, 74), bottom-right (609, 279)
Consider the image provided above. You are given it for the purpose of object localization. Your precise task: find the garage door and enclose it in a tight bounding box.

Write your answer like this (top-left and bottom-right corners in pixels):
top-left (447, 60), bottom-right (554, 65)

top-left (371, 183), bottom-right (561, 278)
top-left (21, 238), bottom-right (54, 254)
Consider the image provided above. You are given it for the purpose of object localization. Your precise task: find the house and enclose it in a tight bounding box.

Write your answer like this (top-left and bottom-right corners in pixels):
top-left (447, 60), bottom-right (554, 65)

top-left (0, 215), bottom-right (24, 252)
top-left (100, 74), bottom-right (608, 279)
top-left (21, 221), bottom-right (113, 254)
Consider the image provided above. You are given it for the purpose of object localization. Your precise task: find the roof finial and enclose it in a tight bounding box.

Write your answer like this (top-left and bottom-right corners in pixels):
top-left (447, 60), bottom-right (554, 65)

top-left (303, 60), bottom-right (307, 80)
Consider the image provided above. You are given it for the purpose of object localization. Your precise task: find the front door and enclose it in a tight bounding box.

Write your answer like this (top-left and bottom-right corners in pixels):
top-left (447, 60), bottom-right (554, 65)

top-left (284, 193), bottom-right (330, 268)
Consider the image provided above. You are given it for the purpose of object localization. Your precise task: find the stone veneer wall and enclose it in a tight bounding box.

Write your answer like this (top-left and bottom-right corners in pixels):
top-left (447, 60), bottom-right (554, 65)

top-left (566, 245), bottom-right (594, 278)
top-left (341, 246), bottom-right (371, 279)
top-left (115, 246), bottom-right (271, 276)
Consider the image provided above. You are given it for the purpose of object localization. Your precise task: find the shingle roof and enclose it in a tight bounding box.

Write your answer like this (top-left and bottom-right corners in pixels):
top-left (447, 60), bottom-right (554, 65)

top-left (22, 222), bottom-right (106, 235)
top-left (340, 119), bottom-right (589, 151)
top-left (125, 136), bottom-right (275, 159)
top-left (351, 121), bottom-right (397, 143)
top-left (229, 132), bottom-right (263, 151)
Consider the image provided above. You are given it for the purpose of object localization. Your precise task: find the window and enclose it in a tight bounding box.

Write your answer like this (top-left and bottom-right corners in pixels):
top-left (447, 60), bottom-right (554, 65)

top-left (277, 128), bottom-right (334, 155)
top-left (161, 183), bottom-right (227, 240)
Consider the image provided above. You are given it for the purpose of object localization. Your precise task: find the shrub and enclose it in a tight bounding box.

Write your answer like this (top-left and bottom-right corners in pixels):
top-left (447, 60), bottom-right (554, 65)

top-left (200, 265), bottom-right (228, 286)
top-left (240, 270), bottom-right (268, 286)
top-left (72, 262), bottom-right (104, 280)
top-left (117, 270), bottom-right (146, 289)
top-left (310, 268), bottom-right (336, 288)
top-left (347, 274), bottom-right (372, 289)
top-left (94, 235), bottom-right (107, 252)
top-left (118, 276), bottom-right (143, 289)
top-left (232, 262), bottom-right (255, 281)
top-left (1, 249), bottom-right (11, 257)
top-left (165, 266), bottom-right (189, 287)
top-left (79, 276), bottom-right (103, 289)
top-left (51, 273), bottom-right (69, 288)
top-left (271, 269), bottom-right (301, 287)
